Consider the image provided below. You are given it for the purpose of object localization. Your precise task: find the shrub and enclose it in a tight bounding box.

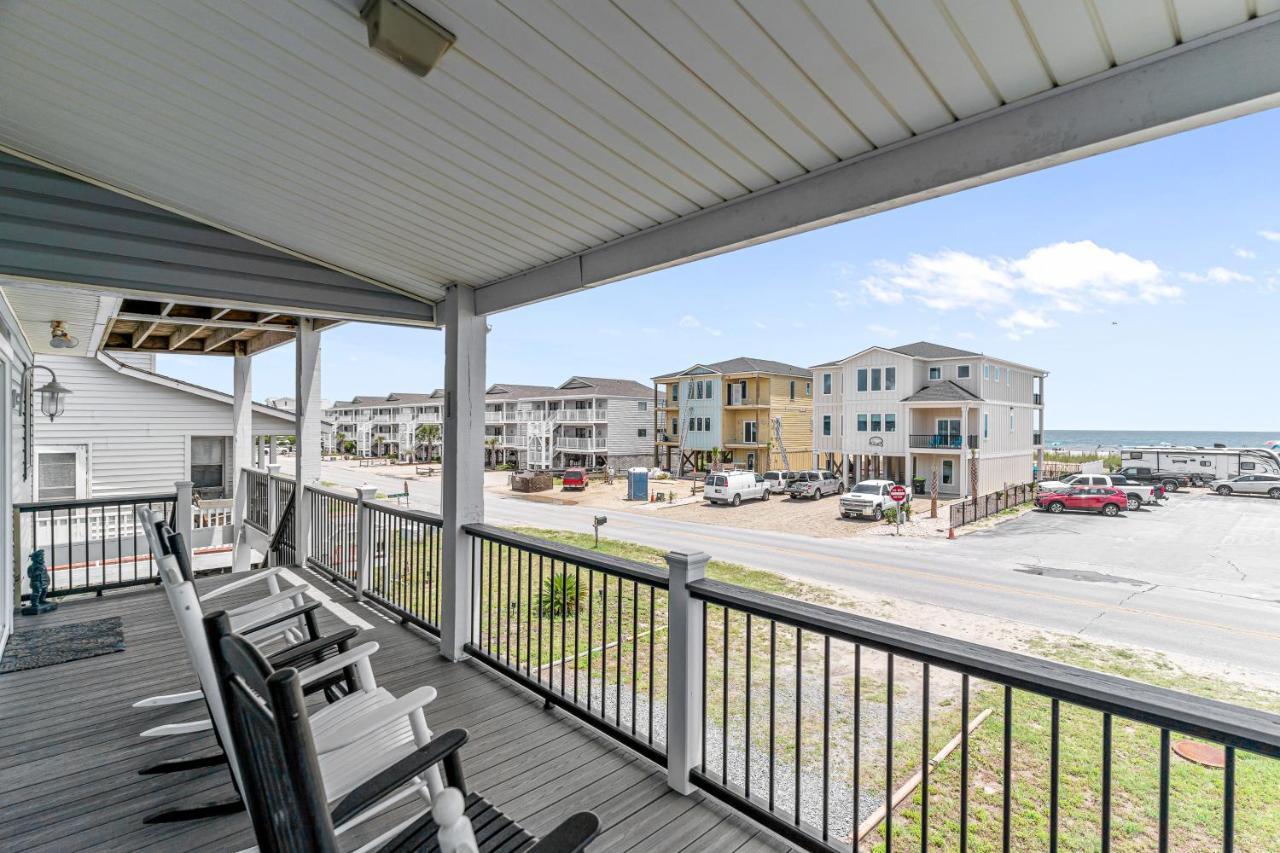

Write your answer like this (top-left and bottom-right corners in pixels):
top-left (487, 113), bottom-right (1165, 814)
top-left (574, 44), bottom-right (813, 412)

top-left (883, 504), bottom-right (912, 524)
top-left (539, 571), bottom-right (584, 616)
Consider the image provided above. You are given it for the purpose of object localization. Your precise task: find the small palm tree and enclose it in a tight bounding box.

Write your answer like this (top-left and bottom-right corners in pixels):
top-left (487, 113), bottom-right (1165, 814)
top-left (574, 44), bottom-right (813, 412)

top-left (415, 423), bottom-right (440, 462)
top-left (539, 571), bottom-right (584, 616)
top-left (484, 436), bottom-right (499, 468)
top-left (372, 435), bottom-right (384, 457)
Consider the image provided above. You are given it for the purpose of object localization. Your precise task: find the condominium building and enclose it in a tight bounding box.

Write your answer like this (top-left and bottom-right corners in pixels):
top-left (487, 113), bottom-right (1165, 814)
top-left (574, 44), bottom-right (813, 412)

top-left (326, 392), bottom-right (444, 459)
top-left (652, 357), bottom-right (813, 474)
top-left (484, 377), bottom-right (653, 470)
top-left (811, 341), bottom-right (1047, 496)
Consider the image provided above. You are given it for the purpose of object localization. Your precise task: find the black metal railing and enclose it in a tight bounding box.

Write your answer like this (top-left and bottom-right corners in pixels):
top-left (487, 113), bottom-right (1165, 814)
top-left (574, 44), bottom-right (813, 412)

top-left (306, 487), bottom-right (359, 586)
top-left (1033, 393), bottom-right (1042, 405)
top-left (908, 434), bottom-right (977, 450)
top-left (949, 482), bottom-right (1035, 528)
top-left (13, 492), bottom-right (177, 598)
top-left (270, 476), bottom-right (296, 565)
top-left (365, 503), bottom-right (443, 634)
top-left (462, 524), bottom-right (670, 765)
top-left (686, 578), bottom-right (1280, 853)
top-left (1033, 431), bottom-right (1043, 445)
top-left (244, 468), bottom-right (270, 532)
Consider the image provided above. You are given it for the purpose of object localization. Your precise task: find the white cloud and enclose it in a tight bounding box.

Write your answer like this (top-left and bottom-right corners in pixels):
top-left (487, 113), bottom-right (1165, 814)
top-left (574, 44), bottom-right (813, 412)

top-left (752, 320), bottom-right (767, 329)
top-left (856, 240), bottom-right (1177, 336)
top-left (1259, 230), bottom-right (1280, 242)
top-left (1181, 267), bottom-right (1254, 285)
top-left (1234, 247), bottom-right (1257, 259)
top-left (830, 289), bottom-right (853, 309)
top-left (677, 314), bottom-right (722, 337)
top-left (956, 331), bottom-right (976, 340)
top-left (866, 323), bottom-right (898, 337)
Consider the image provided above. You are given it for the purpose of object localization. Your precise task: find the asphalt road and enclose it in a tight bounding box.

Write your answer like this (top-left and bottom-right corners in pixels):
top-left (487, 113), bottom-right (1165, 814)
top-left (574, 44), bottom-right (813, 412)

top-left (321, 462), bottom-right (1280, 677)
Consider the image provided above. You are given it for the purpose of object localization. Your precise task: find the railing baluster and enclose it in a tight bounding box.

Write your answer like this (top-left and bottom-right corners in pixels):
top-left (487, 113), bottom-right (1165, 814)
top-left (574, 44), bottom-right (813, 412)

top-left (822, 635), bottom-right (830, 843)
top-left (1102, 712), bottom-right (1112, 853)
top-left (853, 643), bottom-right (861, 847)
top-left (722, 605), bottom-right (729, 784)
top-left (1159, 728), bottom-right (1170, 853)
top-left (769, 619), bottom-right (776, 813)
top-left (1050, 698), bottom-right (1059, 852)
top-left (1223, 745), bottom-right (1234, 852)
top-left (885, 652), bottom-right (895, 851)
top-left (921, 662), bottom-right (930, 850)
top-left (961, 674), bottom-right (970, 853)
top-left (795, 627), bottom-right (802, 827)
top-left (1002, 686), bottom-right (1012, 853)
top-left (745, 612), bottom-right (752, 800)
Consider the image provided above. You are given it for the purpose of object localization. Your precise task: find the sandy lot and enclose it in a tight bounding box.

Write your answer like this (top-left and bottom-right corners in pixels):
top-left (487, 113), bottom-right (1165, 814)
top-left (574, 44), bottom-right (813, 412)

top-left (490, 473), bottom-right (958, 539)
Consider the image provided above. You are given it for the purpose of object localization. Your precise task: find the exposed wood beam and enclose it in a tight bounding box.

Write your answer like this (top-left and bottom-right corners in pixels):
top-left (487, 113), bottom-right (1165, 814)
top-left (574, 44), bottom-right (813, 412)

top-left (113, 311), bottom-right (295, 332)
top-left (168, 323), bottom-right (207, 351)
top-left (131, 319), bottom-right (160, 349)
top-left (245, 330), bottom-right (294, 356)
top-left (203, 325), bottom-right (253, 352)
top-left (473, 18), bottom-right (1280, 314)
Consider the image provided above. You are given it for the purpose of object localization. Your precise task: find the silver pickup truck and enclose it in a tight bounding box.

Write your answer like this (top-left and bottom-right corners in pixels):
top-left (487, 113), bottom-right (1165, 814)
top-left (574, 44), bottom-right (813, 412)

top-left (839, 479), bottom-right (910, 520)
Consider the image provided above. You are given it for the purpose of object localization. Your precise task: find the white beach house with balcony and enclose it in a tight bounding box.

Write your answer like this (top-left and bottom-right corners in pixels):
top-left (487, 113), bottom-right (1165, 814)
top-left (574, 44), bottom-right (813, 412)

top-left (812, 342), bottom-right (1046, 497)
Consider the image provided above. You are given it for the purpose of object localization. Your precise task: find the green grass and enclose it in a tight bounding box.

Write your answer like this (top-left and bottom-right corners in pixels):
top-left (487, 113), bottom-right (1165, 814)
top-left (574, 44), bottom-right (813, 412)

top-left (368, 526), bottom-right (1280, 850)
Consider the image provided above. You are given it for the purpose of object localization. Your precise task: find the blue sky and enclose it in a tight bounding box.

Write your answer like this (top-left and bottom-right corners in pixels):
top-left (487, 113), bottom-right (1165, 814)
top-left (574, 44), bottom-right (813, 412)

top-left (159, 108), bottom-right (1280, 431)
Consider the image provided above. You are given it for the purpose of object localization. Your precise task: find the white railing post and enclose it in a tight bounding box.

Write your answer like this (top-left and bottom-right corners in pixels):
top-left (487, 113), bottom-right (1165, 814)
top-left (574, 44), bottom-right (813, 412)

top-left (174, 480), bottom-right (194, 566)
top-left (354, 484), bottom-right (377, 600)
top-left (664, 549), bottom-right (708, 796)
top-left (231, 467), bottom-right (252, 573)
top-left (265, 464), bottom-right (282, 567)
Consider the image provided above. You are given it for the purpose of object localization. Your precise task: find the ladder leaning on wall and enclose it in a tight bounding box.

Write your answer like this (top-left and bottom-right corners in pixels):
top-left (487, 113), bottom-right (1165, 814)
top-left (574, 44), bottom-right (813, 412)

top-left (772, 416), bottom-right (791, 474)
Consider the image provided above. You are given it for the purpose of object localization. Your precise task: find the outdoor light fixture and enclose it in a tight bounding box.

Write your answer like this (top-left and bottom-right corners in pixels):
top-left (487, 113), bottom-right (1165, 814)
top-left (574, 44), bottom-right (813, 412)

top-left (49, 320), bottom-right (79, 349)
top-left (15, 364), bottom-right (71, 422)
top-left (359, 0), bottom-right (455, 77)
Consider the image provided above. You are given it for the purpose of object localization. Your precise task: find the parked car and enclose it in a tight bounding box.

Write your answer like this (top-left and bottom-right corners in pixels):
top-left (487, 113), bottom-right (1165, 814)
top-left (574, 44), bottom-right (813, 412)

top-left (1036, 486), bottom-right (1127, 516)
top-left (785, 470), bottom-right (842, 500)
top-left (839, 479), bottom-right (910, 521)
top-left (1038, 473), bottom-right (1160, 511)
top-left (1112, 466), bottom-right (1188, 492)
top-left (561, 467), bottom-right (589, 490)
top-left (1209, 474), bottom-right (1280, 499)
top-left (705, 471), bottom-right (770, 506)
top-left (762, 470), bottom-right (798, 494)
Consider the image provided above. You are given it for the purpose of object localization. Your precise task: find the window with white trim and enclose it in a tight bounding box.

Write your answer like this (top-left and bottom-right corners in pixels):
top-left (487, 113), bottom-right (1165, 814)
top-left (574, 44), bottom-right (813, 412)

top-left (957, 365), bottom-right (971, 379)
top-left (857, 414), bottom-right (868, 432)
top-left (871, 414), bottom-right (882, 431)
top-left (822, 373), bottom-right (831, 394)
top-left (885, 413), bottom-right (896, 432)
top-left (871, 368), bottom-right (882, 391)
top-left (928, 367), bottom-right (941, 380)
top-left (885, 367), bottom-right (895, 390)
top-left (822, 415), bottom-right (831, 436)
top-left (857, 369), bottom-right (868, 392)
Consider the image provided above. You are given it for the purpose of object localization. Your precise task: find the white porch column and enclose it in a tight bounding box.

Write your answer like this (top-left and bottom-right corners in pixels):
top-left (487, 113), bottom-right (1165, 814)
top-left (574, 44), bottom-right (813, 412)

top-left (665, 549), bottom-right (707, 795)
top-left (232, 352), bottom-right (254, 488)
top-left (441, 284), bottom-right (486, 661)
top-left (840, 453), bottom-right (848, 489)
top-left (294, 318), bottom-right (322, 567)
top-left (268, 435), bottom-right (279, 465)
top-left (905, 451), bottom-right (914, 488)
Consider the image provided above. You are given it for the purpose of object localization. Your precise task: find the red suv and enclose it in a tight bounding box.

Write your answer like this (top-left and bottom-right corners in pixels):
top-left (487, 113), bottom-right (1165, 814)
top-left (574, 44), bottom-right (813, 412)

top-left (1036, 486), bottom-right (1127, 517)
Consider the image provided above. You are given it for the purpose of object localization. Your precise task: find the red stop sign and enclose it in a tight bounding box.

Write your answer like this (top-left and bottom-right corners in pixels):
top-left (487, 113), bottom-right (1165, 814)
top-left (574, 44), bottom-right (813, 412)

top-left (889, 484), bottom-right (907, 503)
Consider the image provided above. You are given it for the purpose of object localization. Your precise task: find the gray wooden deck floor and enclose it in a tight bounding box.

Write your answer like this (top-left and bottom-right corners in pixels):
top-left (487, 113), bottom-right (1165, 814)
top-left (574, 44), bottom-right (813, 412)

top-left (0, 566), bottom-right (790, 852)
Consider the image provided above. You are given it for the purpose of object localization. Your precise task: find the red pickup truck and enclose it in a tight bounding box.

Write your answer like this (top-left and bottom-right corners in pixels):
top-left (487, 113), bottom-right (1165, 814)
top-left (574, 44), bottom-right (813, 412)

top-left (561, 468), bottom-right (589, 490)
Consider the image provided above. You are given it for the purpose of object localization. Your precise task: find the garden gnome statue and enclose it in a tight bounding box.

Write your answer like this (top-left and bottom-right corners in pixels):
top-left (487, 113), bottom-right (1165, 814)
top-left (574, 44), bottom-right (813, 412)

top-left (21, 549), bottom-right (57, 615)
top-left (432, 787), bottom-right (479, 853)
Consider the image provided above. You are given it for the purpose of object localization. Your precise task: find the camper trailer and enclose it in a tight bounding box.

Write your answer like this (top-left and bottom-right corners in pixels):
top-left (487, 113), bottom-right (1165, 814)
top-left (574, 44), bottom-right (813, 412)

top-left (1119, 446), bottom-right (1280, 484)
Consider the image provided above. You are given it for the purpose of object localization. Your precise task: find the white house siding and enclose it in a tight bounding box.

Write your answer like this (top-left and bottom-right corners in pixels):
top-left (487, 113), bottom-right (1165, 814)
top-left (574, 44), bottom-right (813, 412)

top-left (605, 397), bottom-right (652, 469)
top-left (813, 350), bottom-right (915, 459)
top-left (0, 303), bottom-right (34, 654)
top-left (33, 354), bottom-right (295, 498)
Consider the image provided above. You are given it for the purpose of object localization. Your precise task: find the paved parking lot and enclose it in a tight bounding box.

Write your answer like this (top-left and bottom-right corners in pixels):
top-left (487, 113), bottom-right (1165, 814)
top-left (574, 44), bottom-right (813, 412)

top-left (967, 488), bottom-right (1280, 599)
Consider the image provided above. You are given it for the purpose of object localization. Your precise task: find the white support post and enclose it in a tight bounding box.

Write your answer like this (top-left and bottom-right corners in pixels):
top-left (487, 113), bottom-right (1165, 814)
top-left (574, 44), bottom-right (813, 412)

top-left (664, 549), bottom-right (707, 795)
top-left (440, 284), bottom-right (486, 661)
top-left (232, 351), bottom-right (254, 492)
top-left (231, 467), bottom-right (252, 573)
top-left (295, 318), bottom-right (322, 567)
top-left (354, 484), bottom-right (377, 601)
top-left (266, 463), bottom-right (281, 568)
top-left (268, 435), bottom-right (279, 465)
top-left (840, 453), bottom-right (848, 490)
top-left (174, 480), bottom-right (194, 566)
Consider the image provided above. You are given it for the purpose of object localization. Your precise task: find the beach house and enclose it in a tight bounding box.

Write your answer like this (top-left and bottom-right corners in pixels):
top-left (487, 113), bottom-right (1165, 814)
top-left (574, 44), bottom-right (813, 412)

top-left (812, 342), bottom-right (1047, 496)
top-left (653, 357), bottom-right (813, 474)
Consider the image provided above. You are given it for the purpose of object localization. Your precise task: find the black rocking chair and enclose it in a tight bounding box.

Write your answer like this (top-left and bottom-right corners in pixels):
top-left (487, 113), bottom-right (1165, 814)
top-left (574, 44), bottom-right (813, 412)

top-left (206, 610), bottom-right (600, 852)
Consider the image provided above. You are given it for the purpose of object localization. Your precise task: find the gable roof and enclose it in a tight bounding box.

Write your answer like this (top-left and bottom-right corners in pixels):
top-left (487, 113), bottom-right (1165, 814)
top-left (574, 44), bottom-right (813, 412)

top-left (900, 380), bottom-right (983, 403)
top-left (557, 376), bottom-right (652, 397)
top-left (656, 356), bottom-right (809, 380)
top-left (890, 341), bottom-right (981, 359)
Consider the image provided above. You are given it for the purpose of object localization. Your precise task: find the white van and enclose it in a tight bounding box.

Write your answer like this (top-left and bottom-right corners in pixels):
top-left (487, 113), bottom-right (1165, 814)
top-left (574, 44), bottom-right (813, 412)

top-left (705, 471), bottom-right (770, 506)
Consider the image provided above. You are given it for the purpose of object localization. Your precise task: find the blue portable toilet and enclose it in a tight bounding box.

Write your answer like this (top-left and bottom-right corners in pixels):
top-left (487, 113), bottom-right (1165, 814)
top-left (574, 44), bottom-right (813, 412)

top-left (627, 467), bottom-right (649, 501)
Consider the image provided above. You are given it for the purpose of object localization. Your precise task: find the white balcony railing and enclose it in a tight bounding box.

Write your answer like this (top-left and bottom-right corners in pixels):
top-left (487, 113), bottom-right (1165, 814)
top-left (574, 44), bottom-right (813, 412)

top-left (555, 436), bottom-right (607, 450)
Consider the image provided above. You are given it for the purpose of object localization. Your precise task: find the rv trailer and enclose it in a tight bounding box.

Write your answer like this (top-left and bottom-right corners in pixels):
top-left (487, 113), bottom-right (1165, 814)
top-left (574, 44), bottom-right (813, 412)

top-left (1119, 446), bottom-right (1280, 484)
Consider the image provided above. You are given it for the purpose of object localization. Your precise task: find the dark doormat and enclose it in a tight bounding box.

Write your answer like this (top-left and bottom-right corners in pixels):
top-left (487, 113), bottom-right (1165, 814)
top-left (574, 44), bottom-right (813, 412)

top-left (1, 617), bottom-right (125, 673)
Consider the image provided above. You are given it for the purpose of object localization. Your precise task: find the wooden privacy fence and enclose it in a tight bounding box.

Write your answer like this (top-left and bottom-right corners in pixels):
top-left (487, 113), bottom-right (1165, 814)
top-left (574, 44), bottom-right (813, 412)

top-left (950, 482), bottom-right (1036, 528)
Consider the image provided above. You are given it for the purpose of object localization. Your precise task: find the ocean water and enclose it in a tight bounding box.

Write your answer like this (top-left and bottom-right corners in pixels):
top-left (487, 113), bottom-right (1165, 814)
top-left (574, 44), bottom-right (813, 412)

top-left (1044, 430), bottom-right (1279, 451)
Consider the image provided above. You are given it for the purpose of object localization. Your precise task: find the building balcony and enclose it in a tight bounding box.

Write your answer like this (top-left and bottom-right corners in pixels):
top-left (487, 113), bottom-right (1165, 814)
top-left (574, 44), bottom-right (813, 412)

top-left (1034, 431), bottom-right (1043, 445)
top-left (555, 436), bottom-right (606, 451)
top-left (5, 476), bottom-right (1275, 852)
top-left (657, 433), bottom-right (679, 445)
top-left (1034, 392), bottom-right (1043, 405)
top-left (484, 411), bottom-right (505, 423)
top-left (723, 398), bottom-right (768, 409)
top-left (555, 408), bottom-right (605, 423)
top-left (722, 439), bottom-right (766, 448)
top-left (909, 433), bottom-right (979, 450)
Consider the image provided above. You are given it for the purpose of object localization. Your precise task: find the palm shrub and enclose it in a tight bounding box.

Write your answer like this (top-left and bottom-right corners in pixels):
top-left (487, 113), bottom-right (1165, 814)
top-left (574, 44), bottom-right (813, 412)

top-left (539, 571), bottom-right (585, 616)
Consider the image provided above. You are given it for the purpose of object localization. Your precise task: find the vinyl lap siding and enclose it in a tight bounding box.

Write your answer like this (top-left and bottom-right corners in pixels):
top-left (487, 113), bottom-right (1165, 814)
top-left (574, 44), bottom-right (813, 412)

top-left (33, 355), bottom-right (294, 498)
top-left (605, 397), bottom-right (651, 459)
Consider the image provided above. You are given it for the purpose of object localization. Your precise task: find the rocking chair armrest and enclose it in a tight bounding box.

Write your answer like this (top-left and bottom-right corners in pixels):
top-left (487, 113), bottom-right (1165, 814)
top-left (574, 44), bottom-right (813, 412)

top-left (315, 686), bottom-right (438, 754)
top-left (202, 565), bottom-right (292, 600)
top-left (297, 641), bottom-right (380, 688)
top-left (226, 584), bottom-right (311, 618)
top-left (528, 812), bottom-right (602, 853)
top-left (266, 627), bottom-right (358, 669)
top-left (329, 729), bottom-right (469, 828)
top-left (238, 600), bottom-right (322, 636)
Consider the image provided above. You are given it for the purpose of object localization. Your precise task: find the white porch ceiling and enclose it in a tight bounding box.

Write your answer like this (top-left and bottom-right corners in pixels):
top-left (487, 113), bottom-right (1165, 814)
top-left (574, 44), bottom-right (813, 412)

top-left (0, 280), bottom-right (117, 358)
top-left (1, 1), bottom-right (1277, 316)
